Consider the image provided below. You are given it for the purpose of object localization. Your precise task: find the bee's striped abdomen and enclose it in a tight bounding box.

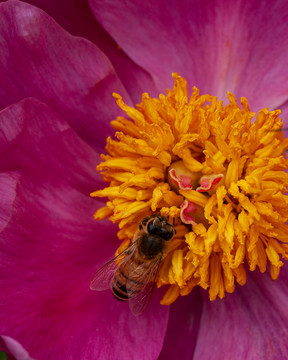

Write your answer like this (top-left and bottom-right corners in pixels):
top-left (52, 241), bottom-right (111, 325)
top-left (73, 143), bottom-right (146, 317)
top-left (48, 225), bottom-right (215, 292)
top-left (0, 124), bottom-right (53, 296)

top-left (111, 259), bottom-right (150, 301)
top-left (112, 280), bottom-right (129, 301)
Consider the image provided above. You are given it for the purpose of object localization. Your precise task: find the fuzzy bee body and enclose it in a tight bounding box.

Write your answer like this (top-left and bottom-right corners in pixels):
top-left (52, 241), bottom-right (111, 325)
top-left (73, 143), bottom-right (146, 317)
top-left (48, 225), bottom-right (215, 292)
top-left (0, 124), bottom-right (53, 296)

top-left (111, 245), bottom-right (156, 301)
top-left (90, 215), bottom-right (175, 315)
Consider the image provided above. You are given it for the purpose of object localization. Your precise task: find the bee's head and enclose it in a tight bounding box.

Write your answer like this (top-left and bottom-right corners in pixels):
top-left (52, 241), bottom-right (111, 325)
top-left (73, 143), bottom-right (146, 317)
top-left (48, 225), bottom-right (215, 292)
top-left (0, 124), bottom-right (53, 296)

top-left (147, 215), bottom-right (175, 241)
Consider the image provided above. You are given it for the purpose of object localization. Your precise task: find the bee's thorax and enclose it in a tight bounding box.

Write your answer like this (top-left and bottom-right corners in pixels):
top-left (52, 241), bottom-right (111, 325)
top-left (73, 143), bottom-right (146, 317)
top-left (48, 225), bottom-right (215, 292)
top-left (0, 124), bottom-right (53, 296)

top-left (138, 233), bottom-right (164, 259)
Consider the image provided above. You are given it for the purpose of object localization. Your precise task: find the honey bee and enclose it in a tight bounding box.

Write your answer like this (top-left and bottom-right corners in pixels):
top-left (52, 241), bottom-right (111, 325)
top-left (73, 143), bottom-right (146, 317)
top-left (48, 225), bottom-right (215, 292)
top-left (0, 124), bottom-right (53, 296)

top-left (90, 215), bottom-right (175, 316)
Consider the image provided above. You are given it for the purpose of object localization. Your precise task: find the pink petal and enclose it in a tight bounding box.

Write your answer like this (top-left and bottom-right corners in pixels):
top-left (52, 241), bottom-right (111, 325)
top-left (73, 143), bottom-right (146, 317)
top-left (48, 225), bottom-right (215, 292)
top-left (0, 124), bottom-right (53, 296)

top-left (158, 289), bottom-right (203, 360)
top-left (194, 266), bottom-right (288, 359)
top-left (22, 0), bottom-right (158, 102)
top-left (0, 173), bottom-right (19, 233)
top-left (0, 99), bottom-right (169, 359)
top-left (278, 99), bottom-right (288, 137)
top-left (90, 0), bottom-right (288, 111)
top-left (0, 336), bottom-right (34, 360)
top-left (0, 0), bottom-right (129, 149)
top-left (0, 99), bottom-right (101, 191)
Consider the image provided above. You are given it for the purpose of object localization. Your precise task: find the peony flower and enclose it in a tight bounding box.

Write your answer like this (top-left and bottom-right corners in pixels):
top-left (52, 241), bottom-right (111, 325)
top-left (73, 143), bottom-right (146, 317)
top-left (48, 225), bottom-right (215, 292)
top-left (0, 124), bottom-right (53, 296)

top-left (1, 0), bottom-right (288, 359)
top-left (93, 74), bottom-right (288, 305)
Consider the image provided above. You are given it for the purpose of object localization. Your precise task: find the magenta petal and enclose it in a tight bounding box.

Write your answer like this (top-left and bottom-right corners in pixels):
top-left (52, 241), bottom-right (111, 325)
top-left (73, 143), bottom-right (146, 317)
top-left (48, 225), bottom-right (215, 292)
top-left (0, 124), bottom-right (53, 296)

top-left (0, 173), bottom-right (19, 232)
top-left (21, 0), bottom-right (158, 102)
top-left (279, 100), bottom-right (288, 138)
top-left (0, 98), bottom-right (169, 359)
top-left (159, 290), bottom-right (202, 360)
top-left (0, 98), bottom-right (101, 191)
top-left (194, 267), bottom-right (288, 359)
top-left (0, 0), bottom-right (130, 149)
top-left (90, 0), bottom-right (288, 111)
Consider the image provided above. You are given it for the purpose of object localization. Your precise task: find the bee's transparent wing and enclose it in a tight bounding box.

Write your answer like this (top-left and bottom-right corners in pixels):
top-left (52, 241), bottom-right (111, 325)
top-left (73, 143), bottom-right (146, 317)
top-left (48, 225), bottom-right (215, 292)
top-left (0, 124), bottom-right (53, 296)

top-left (90, 241), bottom-right (137, 291)
top-left (128, 256), bottom-right (162, 316)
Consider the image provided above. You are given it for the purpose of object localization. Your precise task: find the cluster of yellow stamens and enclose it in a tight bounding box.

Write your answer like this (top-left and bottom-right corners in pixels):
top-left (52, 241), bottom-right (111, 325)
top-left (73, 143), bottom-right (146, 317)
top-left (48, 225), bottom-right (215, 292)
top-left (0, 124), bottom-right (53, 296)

top-left (92, 73), bottom-right (288, 304)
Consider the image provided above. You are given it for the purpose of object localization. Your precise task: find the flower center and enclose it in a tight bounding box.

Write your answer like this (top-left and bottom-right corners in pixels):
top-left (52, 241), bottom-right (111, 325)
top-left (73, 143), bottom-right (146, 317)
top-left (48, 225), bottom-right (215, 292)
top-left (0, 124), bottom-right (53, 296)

top-left (91, 73), bottom-right (288, 304)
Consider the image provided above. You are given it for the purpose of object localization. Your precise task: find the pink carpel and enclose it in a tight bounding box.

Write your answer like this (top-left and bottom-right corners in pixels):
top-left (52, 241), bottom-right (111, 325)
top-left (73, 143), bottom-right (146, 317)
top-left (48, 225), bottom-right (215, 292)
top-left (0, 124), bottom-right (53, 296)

top-left (169, 168), bottom-right (193, 190)
top-left (196, 174), bottom-right (223, 193)
top-left (180, 200), bottom-right (197, 225)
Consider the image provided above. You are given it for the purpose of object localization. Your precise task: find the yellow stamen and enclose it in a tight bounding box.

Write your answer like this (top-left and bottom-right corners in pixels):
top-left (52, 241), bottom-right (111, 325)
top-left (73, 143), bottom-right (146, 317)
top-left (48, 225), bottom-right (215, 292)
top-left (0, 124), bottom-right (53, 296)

top-left (92, 73), bottom-right (288, 304)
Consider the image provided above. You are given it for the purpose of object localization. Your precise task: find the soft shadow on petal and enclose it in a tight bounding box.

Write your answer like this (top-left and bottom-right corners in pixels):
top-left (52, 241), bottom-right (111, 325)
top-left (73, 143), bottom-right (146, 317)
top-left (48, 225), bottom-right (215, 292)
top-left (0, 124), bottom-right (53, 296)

top-left (278, 100), bottom-right (288, 138)
top-left (0, 98), bottom-right (169, 360)
top-left (0, 0), bottom-right (129, 149)
top-left (158, 288), bottom-right (202, 360)
top-left (0, 173), bottom-right (19, 233)
top-left (0, 336), bottom-right (34, 360)
top-left (19, 0), bottom-right (158, 102)
top-left (0, 98), bottom-right (102, 194)
top-left (194, 265), bottom-right (288, 360)
top-left (90, 0), bottom-right (288, 111)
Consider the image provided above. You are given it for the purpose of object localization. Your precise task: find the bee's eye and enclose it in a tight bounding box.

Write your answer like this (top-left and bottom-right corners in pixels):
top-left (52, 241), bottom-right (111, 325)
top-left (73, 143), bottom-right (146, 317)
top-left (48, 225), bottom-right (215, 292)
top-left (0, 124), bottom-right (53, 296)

top-left (140, 216), bottom-right (150, 228)
top-left (147, 221), bottom-right (157, 235)
top-left (147, 221), bottom-right (174, 240)
top-left (162, 230), bottom-right (174, 240)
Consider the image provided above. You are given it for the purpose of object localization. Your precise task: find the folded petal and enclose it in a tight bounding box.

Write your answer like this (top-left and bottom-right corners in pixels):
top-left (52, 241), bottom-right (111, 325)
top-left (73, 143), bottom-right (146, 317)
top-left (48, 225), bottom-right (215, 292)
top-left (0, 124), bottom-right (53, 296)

top-left (23, 0), bottom-right (158, 101)
top-left (0, 173), bottom-right (19, 233)
top-left (194, 266), bottom-right (288, 359)
top-left (0, 336), bottom-right (34, 360)
top-left (0, 0), bottom-right (129, 149)
top-left (278, 100), bottom-right (288, 137)
top-left (90, 0), bottom-right (288, 111)
top-left (0, 99), bottom-right (169, 359)
top-left (158, 289), bottom-right (202, 360)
